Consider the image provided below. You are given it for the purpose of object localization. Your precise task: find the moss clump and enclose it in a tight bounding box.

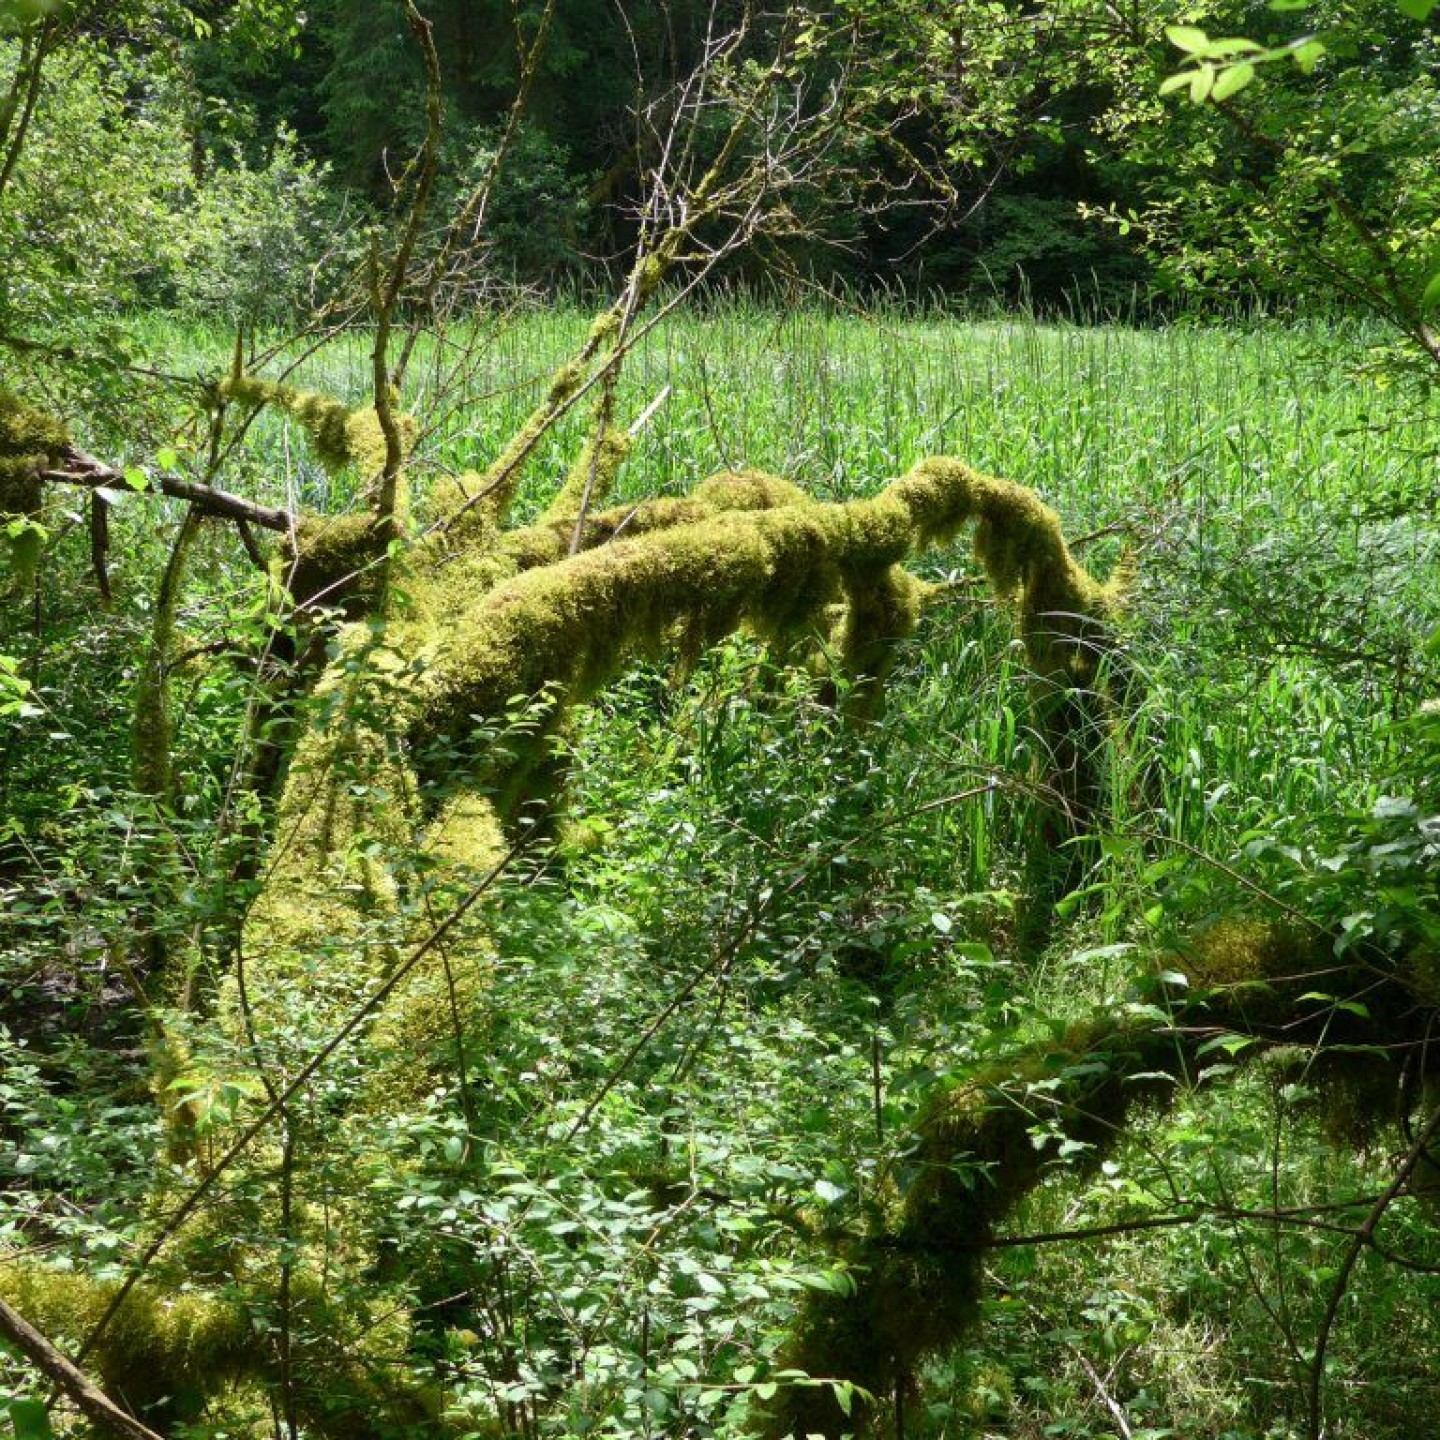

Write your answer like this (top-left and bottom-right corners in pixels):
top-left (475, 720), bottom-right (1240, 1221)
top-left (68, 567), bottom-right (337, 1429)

top-left (285, 512), bottom-right (394, 610)
top-left (890, 457), bottom-right (1122, 678)
top-left (694, 470), bottom-right (808, 510)
top-left (1169, 918), bottom-right (1315, 993)
top-left (220, 375), bottom-right (411, 480)
top-left (404, 459), bottom-right (1112, 794)
top-left (363, 793), bottom-right (505, 1100)
top-left (0, 389), bottom-right (69, 590)
top-left (0, 1261), bottom-right (439, 1437)
top-left (0, 388), bottom-right (68, 490)
top-left (0, 1264), bottom-right (253, 1416)
top-left (496, 471), bottom-right (808, 576)
top-left (234, 644), bottom-right (420, 1039)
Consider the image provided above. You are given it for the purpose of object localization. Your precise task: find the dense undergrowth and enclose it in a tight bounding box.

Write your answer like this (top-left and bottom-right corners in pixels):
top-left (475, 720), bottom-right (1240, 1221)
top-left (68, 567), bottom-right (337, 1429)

top-left (2, 301), bottom-right (1438, 1439)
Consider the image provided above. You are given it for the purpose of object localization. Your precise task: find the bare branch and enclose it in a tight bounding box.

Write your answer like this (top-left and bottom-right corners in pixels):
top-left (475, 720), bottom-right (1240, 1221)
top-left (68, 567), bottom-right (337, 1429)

top-left (0, 1296), bottom-right (163, 1440)
top-left (42, 448), bottom-right (292, 533)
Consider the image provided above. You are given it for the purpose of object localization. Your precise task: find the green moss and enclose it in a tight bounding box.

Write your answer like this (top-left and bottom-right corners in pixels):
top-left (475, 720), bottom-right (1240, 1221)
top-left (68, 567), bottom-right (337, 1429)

top-left (0, 390), bottom-right (69, 590)
top-left (0, 458), bottom-right (44, 517)
top-left (767, 934), bottom-right (1430, 1438)
top-left (547, 356), bottom-right (587, 407)
top-left (285, 512), bottom-right (393, 611)
top-left (405, 460), bottom-right (1114, 792)
top-left (542, 425), bottom-right (633, 522)
top-left (0, 388), bottom-right (69, 474)
top-left (134, 512), bottom-right (202, 803)
top-left (235, 647), bottom-right (420, 1036)
top-left (1169, 918), bottom-right (1313, 993)
top-left (364, 793), bottom-right (505, 1100)
top-left (0, 1264), bottom-right (253, 1414)
top-left (0, 1262), bottom-right (439, 1437)
top-left (693, 469), bottom-right (810, 513)
top-left (220, 375), bottom-right (412, 480)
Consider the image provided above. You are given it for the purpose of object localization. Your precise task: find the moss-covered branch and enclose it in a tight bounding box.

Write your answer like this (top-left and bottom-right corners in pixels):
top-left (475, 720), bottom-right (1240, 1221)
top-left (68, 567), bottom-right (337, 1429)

top-left (219, 374), bottom-right (414, 485)
top-left (763, 921), bottom-right (1425, 1438)
top-left (403, 458), bottom-right (1121, 774)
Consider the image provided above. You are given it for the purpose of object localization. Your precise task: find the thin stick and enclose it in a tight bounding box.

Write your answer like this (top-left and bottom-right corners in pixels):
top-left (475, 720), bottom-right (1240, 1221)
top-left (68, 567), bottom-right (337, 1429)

top-left (0, 1296), bottom-right (164, 1440)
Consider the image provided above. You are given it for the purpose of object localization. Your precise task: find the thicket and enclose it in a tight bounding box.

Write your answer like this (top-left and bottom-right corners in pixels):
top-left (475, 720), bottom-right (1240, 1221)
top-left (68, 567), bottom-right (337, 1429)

top-left (1, 1), bottom-right (1439, 1438)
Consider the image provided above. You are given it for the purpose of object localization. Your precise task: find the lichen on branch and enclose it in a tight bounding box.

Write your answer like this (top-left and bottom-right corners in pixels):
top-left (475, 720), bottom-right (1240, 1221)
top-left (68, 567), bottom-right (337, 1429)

top-left (219, 374), bottom-right (413, 484)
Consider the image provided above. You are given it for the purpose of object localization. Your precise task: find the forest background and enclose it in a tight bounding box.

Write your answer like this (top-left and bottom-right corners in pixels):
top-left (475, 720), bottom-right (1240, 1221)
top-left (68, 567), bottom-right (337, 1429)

top-left (1, 2), bottom-right (1439, 1440)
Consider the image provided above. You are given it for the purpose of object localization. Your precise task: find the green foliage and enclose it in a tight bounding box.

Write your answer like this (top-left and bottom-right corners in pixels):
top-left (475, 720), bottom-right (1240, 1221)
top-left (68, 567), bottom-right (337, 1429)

top-left (163, 131), bottom-right (341, 323)
top-left (1128, 0), bottom-right (1440, 377)
top-left (4, 300), bottom-right (1439, 1440)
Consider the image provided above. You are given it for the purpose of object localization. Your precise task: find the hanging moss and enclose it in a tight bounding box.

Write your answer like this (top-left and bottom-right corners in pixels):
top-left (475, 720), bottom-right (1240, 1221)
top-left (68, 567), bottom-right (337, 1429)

top-left (234, 646), bottom-right (420, 1040)
top-left (220, 375), bottom-right (412, 481)
top-left (0, 389), bottom-right (69, 590)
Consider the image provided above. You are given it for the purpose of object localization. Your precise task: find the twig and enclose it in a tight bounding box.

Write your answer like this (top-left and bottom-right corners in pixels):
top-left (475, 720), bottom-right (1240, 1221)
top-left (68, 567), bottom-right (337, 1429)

top-left (0, 1296), bottom-right (164, 1440)
top-left (1306, 1100), bottom-right (1440, 1440)
top-left (1067, 1343), bottom-right (1133, 1440)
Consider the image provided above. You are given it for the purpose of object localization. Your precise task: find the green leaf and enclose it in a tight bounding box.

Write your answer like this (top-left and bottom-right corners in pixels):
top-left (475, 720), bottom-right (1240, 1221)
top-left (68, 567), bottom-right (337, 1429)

top-left (1421, 270), bottom-right (1440, 313)
top-left (1396, 0), bottom-right (1436, 19)
top-left (1292, 38), bottom-right (1325, 72)
top-left (1166, 25), bottom-right (1211, 52)
top-left (1189, 65), bottom-right (1215, 103)
top-left (1212, 62), bottom-right (1256, 100)
top-left (9, 1400), bottom-right (54, 1440)
top-left (1159, 72), bottom-right (1194, 96)
top-left (122, 466), bottom-right (149, 492)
